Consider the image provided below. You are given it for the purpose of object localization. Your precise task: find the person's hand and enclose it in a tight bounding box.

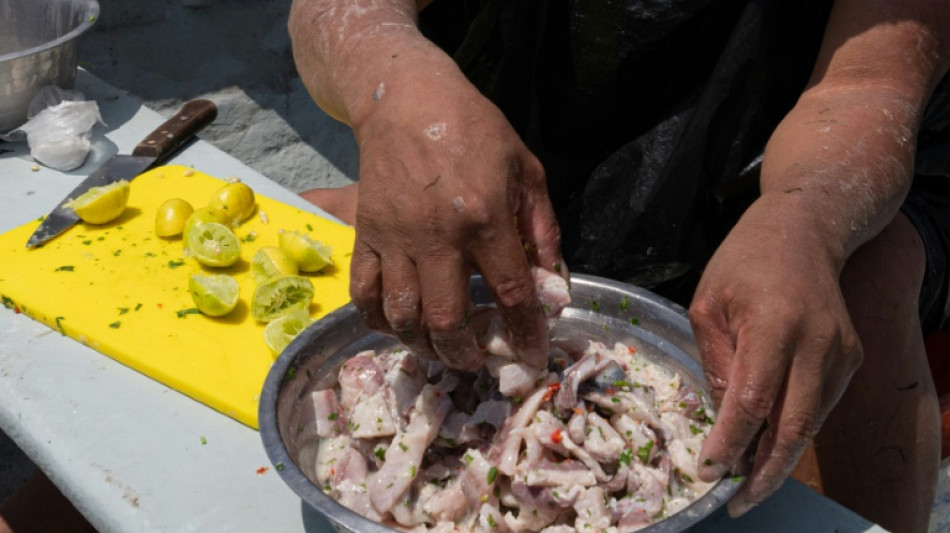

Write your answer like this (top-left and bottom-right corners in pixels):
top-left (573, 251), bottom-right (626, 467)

top-left (348, 54), bottom-right (564, 371)
top-left (690, 194), bottom-right (863, 515)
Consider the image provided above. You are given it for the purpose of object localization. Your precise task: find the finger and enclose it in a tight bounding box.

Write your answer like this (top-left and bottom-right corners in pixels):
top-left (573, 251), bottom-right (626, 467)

top-left (727, 347), bottom-right (825, 517)
top-left (697, 319), bottom-right (794, 482)
top-left (516, 156), bottom-right (567, 279)
top-left (472, 229), bottom-right (548, 368)
top-left (689, 292), bottom-right (737, 410)
top-left (349, 239), bottom-right (391, 334)
top-left (380, 253), bottom-right (438, 361)
top-left (417, 248), bottom-right (481, 371)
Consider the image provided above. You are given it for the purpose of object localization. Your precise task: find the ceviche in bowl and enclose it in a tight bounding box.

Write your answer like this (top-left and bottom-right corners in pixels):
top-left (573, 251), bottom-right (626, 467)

top-left (260, 273), bottom-right (742, 533)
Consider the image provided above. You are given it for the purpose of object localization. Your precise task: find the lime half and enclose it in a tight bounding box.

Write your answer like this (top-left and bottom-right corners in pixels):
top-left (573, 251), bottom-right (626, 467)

top-left (183, 206), bottom-right (231, 242)
top-left (209, 181), bottom-right (256, 224)
top-left (251, 275), bottom-right (314, 322)
top-left (278, 230), bottom-right (333, 273)
top-left (251, 246), bottom-right (298, 284)
top-left (155, 198), bottom-right (194, 237)
top-left (189, 274), bottom-right (239, 317)
top-left (186, 222), bottom-right (242, 267)
top-left (65, 180), bottom-right (131, 224)
top-left (264, 309), bottom-right (314, 355)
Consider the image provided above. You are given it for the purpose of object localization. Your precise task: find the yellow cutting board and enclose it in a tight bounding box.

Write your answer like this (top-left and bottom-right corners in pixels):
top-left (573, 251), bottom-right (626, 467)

top-left (0, 165), bottom-right (354, 429)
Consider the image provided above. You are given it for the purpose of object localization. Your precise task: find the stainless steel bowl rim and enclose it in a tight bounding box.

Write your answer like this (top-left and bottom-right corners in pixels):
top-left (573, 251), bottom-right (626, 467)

top-left (260, 273), bottom-right (743, 533)
top-left (0, 0), bottom-right (100, 62)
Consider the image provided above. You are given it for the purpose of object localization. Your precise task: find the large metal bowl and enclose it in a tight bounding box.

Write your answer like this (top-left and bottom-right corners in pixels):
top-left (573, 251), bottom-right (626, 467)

top-left (0, 0), bottom-right (99, 132)
top-left (260, 274), bottom-right (742, 532)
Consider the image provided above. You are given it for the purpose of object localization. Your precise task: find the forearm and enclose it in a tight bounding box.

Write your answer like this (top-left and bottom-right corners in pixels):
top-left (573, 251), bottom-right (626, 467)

top-left (758, 85), bottom-right (920, 270)
top-left (757, 0), bottom-right (950, 271)
top-left (288, 0), bottom-right (448, 126)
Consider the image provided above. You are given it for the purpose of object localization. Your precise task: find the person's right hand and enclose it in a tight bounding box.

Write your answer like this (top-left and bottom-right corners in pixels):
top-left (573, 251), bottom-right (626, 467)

top-left (348, 48), bottom-right (564, 371)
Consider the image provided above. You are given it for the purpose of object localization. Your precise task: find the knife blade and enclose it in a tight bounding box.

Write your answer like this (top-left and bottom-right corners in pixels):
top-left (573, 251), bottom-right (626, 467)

top-left (26, 99), bottom-right (218, 248)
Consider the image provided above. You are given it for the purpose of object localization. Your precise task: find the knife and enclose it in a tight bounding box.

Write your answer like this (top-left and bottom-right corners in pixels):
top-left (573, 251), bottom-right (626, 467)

top-left (26, 98), bottom-right (218, 248)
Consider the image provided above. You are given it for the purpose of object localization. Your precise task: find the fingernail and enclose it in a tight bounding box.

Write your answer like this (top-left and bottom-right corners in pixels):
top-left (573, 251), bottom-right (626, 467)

top-left (727, 498), bottom-right (758, 518)
top-left (698, 461), bottom-right (728, 482)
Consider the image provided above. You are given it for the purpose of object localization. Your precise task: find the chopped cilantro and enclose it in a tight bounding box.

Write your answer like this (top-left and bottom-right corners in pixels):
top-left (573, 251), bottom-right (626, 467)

top-left (168, 259), bottom-right (185, 269)
top-left (409, 465), bottom-right (417, 477)
top-left (306, 223), bottom-right (314, 231)
top-left (618, 449), bottom-right (633, 466)
top-left (487, 466), bottom-right (498, 484)
top-left (82, 240), bottom-right (92, 245)
top-left (118, 307), bottom-right (129, 315)
top-left (463, 453), bottom-right (474, 466)
top-left (398, 442), bottom-right (408, 452)
top-left (619, 296), bottom-right (629, 311)
top-left (327, 412), bottom-right (338, 421)
top-left (55, 265), bottom-right (75, 272)
top-left (200, 436), bottom-right (207, 445)
top-left (486, 514), bottom-right (497, 528)
top-left (589, 299), bottom-right (600, 311)
top-left (375, 447), bottom-right (386, 461)
top-left (630, 316), bottom-right (640, 325)
top-left (176, 307), bottom-right (202, 318)
top-left (637, 440), bottom-right (655, 464)
top-left (108, 321), bottom-right (121, 329)
top-left (276, 463), bottom-right (285, 471)
top-left (134, 303), bottom-right (142, 311)
top-left (113, 249), bottom-right (122, 257)
top-left (611, 397), bottom-right (620, 403)
top-left (689, 424), bottom-right (703, 435)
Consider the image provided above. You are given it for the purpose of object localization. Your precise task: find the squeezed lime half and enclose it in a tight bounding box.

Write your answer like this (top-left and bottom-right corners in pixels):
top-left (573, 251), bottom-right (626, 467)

top-left (251, 275), bottom-right (314, 322)
top-left (189, 274), bottom-right (239, 317)
top-left (264, 309), bottom-right (314, 355)
top-left (186, 222), bottom-right (242, 267)
top-left (278, 230), bottom-right (333, 273)
top-left (251, 246), bottom-right (298, 284)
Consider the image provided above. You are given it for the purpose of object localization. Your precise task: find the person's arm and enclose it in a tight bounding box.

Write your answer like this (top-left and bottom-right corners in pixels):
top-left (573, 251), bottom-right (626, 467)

top-left (692, 0), bottom-right (950, 515)
top-left (288, 0), bottom-right (564, 369)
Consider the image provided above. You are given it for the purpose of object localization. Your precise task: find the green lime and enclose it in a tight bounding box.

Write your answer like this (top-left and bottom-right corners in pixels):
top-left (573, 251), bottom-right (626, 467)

top-left (155, 198), bottom-right (194, 237)
top-left (183, 206), bottom-right (231, 242)
top-left (188, 274), bottom-right (239, 317)
top-left (264, 309), bottom-right (314, 355)
top-left (251, 275), bottom-right (314, 322)
top-left (278, 230), bottom-right (333, 273)
top-left (186, 222), bottom-right (242, 267)
top-left (65, 180), bottom-right (131, 224)
top-left (251, 246), bottom-right (298, 284)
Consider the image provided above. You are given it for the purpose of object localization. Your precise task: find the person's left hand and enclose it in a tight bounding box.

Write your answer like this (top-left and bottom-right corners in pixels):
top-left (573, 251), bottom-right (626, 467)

top-left (690, 193), bottom-right (864, 516)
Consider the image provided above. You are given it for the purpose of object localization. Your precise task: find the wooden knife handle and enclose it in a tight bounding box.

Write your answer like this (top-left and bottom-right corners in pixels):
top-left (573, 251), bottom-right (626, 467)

top-left (131, 99), bottom-right (218, 160)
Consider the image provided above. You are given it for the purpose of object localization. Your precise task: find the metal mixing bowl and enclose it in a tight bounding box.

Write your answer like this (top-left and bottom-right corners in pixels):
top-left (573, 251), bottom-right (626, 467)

top-left (260, 274), bottom-right (742, 532)
top-left (0, 0), bottom-right (99, 132)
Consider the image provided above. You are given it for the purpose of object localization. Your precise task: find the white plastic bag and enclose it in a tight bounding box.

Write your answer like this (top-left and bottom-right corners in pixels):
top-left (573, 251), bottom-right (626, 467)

top-left (3, 86), bottom-right (103, 171)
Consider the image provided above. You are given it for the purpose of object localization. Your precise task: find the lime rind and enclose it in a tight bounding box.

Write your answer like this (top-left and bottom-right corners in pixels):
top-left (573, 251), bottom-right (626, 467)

top-left (251, 275), bottom-right (315, 322)
top-left (187, 222), bottom-right (242, 267)
top-left (189, 274), bottom-right (239, 317)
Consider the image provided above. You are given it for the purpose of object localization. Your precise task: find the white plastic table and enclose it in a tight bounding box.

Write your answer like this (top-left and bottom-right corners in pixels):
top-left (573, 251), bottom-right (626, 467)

top-left (0, 70), bottom-right (886, 533)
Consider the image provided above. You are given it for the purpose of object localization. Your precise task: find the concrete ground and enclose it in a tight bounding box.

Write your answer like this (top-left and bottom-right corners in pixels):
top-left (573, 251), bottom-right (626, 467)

top-left (76, 0), bottom-right (360, 193)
